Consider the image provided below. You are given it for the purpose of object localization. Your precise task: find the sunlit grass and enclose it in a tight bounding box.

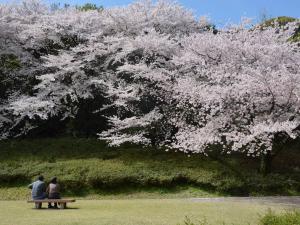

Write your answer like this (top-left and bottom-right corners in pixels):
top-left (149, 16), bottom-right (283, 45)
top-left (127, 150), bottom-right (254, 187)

top-left (0, 200), bottom-right (287, 225)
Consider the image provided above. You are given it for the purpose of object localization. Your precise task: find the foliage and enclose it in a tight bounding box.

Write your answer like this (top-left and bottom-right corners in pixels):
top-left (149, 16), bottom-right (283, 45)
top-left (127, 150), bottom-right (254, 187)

top-left (0, 1), bottom-right (299, 162)
top-left (259, 210), bottom-right (300, 225)
top-left (262, 16), bottom-right (297, 27)
top-left (0, 0), bottom-right (207, 139)
top-left (0, 54), bottom-right (22, 101)
top-left (0, 54), bottom-right (21, 70)
top-left (76, 3), bottom-right (103, 12)
top-left (101, 16), bottom-right (300, 159)
top-left (0, 138), bottom-right (299, 197)
top-left (261, 16), bottom-right (300, 43)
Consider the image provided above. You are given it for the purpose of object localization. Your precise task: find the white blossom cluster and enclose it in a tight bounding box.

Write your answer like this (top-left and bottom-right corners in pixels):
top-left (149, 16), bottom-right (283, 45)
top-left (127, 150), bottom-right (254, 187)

top-left (0, 0), bottom-right (299, 156)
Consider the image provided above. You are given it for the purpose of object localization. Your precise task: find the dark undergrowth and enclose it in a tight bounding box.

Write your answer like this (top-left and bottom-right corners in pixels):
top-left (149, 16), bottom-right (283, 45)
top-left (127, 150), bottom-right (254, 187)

top-left (0, 137), bottom-right (299, 199)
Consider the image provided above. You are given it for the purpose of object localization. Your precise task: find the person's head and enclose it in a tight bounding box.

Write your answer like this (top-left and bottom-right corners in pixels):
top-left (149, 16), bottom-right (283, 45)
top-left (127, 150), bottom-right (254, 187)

top-left (50, 177), bottom-right (57, 184)
top-left (38, 175), bottom-right (44, 181)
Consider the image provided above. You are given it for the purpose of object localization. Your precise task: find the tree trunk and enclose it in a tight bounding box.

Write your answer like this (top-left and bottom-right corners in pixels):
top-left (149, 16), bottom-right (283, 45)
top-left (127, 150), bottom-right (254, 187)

top-left (259, 137), bottom-right (286, 175)
top-left (260, 151), bottom-right (273, 175)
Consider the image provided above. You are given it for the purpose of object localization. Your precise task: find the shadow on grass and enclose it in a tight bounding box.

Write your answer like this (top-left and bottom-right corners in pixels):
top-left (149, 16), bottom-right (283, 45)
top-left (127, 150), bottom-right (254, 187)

top-left (30, 207), bottom-right (80, 210)
top-left (61, 184), bottom-right (222, 199)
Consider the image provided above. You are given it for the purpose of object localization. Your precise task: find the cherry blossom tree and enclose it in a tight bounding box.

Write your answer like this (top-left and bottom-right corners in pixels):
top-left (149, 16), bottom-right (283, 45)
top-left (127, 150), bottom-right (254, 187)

top-left (0, 1), bottom-right (299, 174)
top-left (0, 0), bottom-right (208, 138)
top-left (101, 20), bottom-right (300, 173)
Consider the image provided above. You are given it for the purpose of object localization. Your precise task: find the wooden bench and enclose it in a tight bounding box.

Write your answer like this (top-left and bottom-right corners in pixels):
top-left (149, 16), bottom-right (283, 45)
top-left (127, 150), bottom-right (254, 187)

top-left (27, 199), bottom-right (76, 209)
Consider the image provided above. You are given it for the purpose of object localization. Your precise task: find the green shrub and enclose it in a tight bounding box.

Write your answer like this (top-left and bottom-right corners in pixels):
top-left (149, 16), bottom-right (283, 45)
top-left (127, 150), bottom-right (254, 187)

top-left (259, 210), bottom-right (300, 225)
top-left (76, 3), bottom-right (103, 12)
top-left (262, 16), bottom-right (297, 27)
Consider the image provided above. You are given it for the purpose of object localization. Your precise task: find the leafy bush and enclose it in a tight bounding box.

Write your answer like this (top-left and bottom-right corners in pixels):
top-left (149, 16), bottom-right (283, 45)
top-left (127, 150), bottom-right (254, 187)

top-left (76, 3), bottom-right (103, 12)
top-left (259, 210), bottom-right (300, 225)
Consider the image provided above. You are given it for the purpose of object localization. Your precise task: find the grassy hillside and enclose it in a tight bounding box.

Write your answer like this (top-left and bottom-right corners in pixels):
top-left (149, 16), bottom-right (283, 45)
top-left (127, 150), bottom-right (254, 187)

top-left (0, 138), bottom-right (299, 200)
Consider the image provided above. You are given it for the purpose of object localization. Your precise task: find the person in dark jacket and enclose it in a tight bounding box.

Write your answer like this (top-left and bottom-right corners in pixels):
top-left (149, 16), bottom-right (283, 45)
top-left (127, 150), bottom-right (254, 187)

top-left (28, 175), bottom-right (47, 200)
top-left (46, 177), bottom-right (61, 208)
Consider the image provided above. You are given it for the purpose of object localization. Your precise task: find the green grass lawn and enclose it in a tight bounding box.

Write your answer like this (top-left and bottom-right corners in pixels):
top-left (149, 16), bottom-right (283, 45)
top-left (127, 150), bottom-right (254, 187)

top-left (0, 138), bottom-right (299, 224)
top-left (0, 199), bottom-right (289, 225)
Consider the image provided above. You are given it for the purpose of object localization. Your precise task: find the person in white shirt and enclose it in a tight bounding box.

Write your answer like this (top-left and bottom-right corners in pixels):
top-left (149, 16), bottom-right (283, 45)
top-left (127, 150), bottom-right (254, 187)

top-left (46, 177), bottom-right (61, 209)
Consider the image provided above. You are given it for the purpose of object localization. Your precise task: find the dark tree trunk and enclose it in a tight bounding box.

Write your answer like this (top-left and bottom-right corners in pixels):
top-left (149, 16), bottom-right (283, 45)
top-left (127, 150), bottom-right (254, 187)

top-left (260, 151), bottom-right (273, 175)
top-left (258, 131), bottom-right (291, 175)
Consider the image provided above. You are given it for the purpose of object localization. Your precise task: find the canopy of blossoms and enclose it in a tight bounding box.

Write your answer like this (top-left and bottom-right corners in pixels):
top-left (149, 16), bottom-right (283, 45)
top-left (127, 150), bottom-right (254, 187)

top-left (0, 0), bottom-right (299, 156)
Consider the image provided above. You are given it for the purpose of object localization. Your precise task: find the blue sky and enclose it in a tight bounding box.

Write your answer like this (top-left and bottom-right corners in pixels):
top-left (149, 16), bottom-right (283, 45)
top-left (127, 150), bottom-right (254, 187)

top-left (1, 0), bottom-right (299, 25)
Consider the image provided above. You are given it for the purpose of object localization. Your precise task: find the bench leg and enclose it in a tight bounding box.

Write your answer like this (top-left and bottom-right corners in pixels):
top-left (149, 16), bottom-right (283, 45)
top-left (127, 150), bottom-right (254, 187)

top-left (60, 203), bottom-right (67, 209)
top-left (35, 203), bottom-right (42, 209)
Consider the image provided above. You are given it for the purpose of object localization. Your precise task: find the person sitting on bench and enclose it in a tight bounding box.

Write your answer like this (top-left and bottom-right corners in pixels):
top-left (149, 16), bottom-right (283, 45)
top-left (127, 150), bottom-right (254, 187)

top-left (47, 177), bottom-right (61, 209)
top-left (28, 175), bottom-right (47, 200)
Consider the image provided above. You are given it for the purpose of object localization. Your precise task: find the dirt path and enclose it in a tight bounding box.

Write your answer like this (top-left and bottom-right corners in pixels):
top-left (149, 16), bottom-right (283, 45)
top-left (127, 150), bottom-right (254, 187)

top-left (189, 196), bottom-right (300, 207)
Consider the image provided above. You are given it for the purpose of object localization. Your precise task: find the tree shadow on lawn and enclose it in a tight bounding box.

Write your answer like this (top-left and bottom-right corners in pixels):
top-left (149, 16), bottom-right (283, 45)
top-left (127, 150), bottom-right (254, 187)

top-left (63, 184), bottom-right (223, 199)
